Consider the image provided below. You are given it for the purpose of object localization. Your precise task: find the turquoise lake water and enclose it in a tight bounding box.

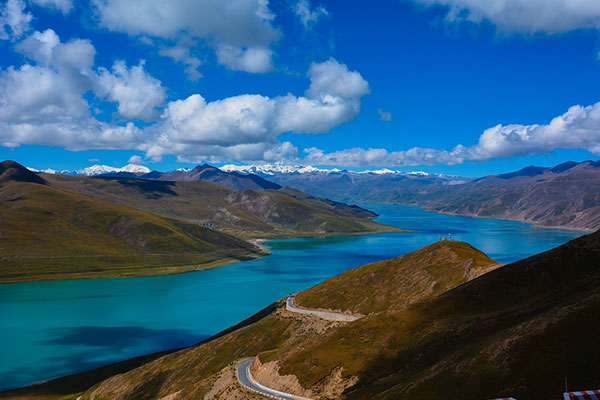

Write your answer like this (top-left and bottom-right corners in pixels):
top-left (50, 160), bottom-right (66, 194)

top-left (0, 204), bottom-right (586, 391)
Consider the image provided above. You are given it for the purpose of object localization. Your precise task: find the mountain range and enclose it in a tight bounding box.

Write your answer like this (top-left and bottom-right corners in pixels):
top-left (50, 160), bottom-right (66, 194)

top-left (1, 160), bottom-right (395, 282)
top-left (221, 160), bottom-right (600, 231)
top-left (5, 229), bottom-right (599, 399)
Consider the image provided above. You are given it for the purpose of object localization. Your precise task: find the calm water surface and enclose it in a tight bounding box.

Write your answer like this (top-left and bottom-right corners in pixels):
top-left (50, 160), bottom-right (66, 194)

top-left (0, 205), bottom-right (585, 390)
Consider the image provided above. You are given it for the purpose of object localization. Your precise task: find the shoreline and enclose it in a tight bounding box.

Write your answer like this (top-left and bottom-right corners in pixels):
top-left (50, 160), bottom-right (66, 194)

top-left (364, 201), bottom-right (594, 233)
top-left (0, 224), bottom-right (403, 285)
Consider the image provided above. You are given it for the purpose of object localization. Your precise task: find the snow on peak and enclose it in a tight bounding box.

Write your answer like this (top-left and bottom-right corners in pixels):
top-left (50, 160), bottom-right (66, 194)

top-left (220, 163), bottom-right (341, 175)
top-left (76, 164), bottom-right (150, 176)
top-left (27, 167), bottom-right (57, 174)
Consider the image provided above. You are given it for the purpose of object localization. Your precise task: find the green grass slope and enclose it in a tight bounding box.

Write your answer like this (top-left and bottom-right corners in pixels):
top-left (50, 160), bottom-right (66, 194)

top-left (0, 161), bottom-right (264, 283)
top-left (43, 173), bottom-right (397, 239)
top-left (295, 240), bottom-right (498, 315)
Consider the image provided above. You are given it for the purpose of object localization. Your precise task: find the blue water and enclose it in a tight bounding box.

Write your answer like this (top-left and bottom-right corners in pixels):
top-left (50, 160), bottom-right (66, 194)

top-left (0, 205), bottom-right (585, 391)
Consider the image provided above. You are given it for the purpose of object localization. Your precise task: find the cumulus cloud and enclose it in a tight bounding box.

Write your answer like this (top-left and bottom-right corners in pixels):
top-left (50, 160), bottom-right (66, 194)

top-left (141, 58), bottom-right (370, 161)
top-left (0, 0), bottom-right (32, 40)
top-left (412, 0), bottom-right (600, 34)
top-left (294, 0), bottom-right (328, 28)
top-left (0, 44), bottom-right (369, 164)
top-left (92, 0), bottom-right (280, 73)
top-left (30, 0), bottom-right (73, 14)
top-left (304, 102), bottom-right (600, 167)
top-left (0, 29), bottom-right (151, 150)
top-left (95, 60), bottom-right (166, 121)
top-left (378, 108), bottom-right (392, 121)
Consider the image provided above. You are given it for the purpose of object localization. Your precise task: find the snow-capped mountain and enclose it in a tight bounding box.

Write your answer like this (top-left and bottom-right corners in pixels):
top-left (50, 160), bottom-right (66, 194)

top-left (220, 163), bottom-right (444, 177)
top-left (75, 164), bottom-right (151, 176)
top-left (27, 167), bottom-right (59, 174)
top-left (218, 163), bottom-right (468, 204)
top-left (220, 163), bottom-right (341, 175)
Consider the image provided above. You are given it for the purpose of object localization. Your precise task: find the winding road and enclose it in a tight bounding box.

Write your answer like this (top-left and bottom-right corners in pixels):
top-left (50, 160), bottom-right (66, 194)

top-left (236, 358), bottom-right (314, 400)
top-left (236, 293), bottom-right (361, 399)
top-left (286, 292), bottom-right (360, 322)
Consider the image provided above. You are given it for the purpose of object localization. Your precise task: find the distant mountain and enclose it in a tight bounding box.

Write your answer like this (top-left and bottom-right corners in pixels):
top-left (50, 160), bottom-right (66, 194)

top-left (221, 160), bottom-right (600, 230)
top-left (40, 167), bottom-right (395, 241)
top-left (140, 164), bottom-right (281, 191)
top-left (0, 161), bottom-right (263, 283)
top-left (26, 231), bottom-right (600, 400)
top-left (401, 160), bottom-right (600, 230)
top-left (75, 164), bottom-right (151, 176)
top-left (220, 163), bottom-right (467, 203)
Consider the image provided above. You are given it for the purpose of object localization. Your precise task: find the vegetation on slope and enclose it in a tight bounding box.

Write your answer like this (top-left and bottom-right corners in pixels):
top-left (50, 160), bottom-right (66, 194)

top-left (277, 231), bottom-right (600, 399)
top-left (43, 172), bottom-right (396, 239)
top-left (0, 161), bottom-right (264, 283)
top-left (295, 240), bottom-right (498, 315)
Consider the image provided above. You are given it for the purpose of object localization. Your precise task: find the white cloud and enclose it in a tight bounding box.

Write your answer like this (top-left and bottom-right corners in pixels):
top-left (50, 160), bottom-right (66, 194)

top-left (0, 0), bottom-right (32, 40)
top-left (140, 58), bottom-right (369, 161)
top-left (92, 0), bottom-right (280, 73)
top-left (294, 0), bottom-right (328, 28)
top-left (158, 44), bottom-right (203, 81)
top-left (95, 60), bottom-right (166, 121)
top-left (304, 102), bottom-right (600, 167)
top-left (0, 29), bottom-right (144, 151)
top-left (30, 0), bottom-right (73, 14)
top-left (377, 108), bottom-right (392, 121)
top-left (128, 155), bottom-right (144, 164)
top-left (215, 45), bottom-right (273, 73)
top-left (412, 0), bottom-right (600, 34)
top-left (0, 46), bottom-right (368, 164)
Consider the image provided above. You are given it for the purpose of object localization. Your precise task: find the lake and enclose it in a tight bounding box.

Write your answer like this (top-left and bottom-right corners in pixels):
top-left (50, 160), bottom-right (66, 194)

top-left (0, 204), bottom-right (585, 391)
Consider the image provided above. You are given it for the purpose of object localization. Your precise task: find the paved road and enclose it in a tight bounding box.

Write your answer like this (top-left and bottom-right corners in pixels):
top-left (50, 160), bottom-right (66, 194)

top-left (286, 292), bottom-right (360, 322)
top-left (236, 358), bottom-right (314, 400)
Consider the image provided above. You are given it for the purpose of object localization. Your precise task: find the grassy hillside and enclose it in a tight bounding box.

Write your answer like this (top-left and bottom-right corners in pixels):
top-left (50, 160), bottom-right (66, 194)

top-left (275, 231), bottom-right (600, 399)
top-left (295, 240), bottom-right (498, 315)
top-left (43, 172), bottom-right (397, 239)
top-left (0, 161), bottom-right (265, 283)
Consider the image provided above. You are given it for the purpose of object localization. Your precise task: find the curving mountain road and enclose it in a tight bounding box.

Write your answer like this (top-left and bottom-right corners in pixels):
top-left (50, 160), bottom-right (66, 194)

top-left (286, 292), bottom-right (360, 322)
top-left (236, 358), bottom-right (314, 400)
top-left (236, 294), bottom-right (359, 398)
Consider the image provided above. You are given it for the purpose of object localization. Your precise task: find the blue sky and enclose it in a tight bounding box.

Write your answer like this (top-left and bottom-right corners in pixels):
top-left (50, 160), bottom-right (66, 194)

top-left (1, 0), bottom-right (600, 177)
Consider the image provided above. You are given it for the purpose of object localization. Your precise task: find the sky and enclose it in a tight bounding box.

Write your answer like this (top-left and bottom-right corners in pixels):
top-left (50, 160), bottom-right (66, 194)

top-left (1, 0), bottom-right (600, 177)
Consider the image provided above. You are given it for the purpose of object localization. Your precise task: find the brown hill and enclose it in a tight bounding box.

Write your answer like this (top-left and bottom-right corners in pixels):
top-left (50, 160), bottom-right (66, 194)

top-left (140, 164), bottom-right (282, 191)
top-left (42, 172), bottom-right (393, 239)
top-left (0, 162), bottom-right (264, 283)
